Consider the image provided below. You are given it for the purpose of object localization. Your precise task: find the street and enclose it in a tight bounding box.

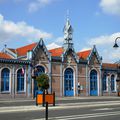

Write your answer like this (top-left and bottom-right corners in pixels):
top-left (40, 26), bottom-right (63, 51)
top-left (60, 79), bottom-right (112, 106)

top-left (0, 97), bottom-right (120, 120)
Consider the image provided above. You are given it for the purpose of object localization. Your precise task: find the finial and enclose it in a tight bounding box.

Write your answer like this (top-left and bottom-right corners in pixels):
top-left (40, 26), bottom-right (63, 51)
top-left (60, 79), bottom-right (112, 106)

top-left (4, 44), bottom-right (7, 48)
top-left (67, 9), bottom-right (69, 21)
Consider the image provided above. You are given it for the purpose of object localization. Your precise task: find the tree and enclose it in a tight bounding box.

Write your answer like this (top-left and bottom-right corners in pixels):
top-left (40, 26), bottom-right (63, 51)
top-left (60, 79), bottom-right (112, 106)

top-left (36, 73), bottom-right (49, 91)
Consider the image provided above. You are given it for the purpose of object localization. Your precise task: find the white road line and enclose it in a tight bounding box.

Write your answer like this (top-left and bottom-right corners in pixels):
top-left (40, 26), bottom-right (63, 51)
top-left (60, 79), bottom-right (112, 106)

top-left (92, 108), bottom-right (113, 111)
top-left (34, 111), bottom-right (120, 120)
top-left (59, 100), bottom-right (120, 106)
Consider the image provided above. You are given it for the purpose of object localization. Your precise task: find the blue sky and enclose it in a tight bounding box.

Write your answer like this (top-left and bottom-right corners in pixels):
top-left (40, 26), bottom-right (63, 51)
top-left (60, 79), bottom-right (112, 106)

top-left (0, 0), bottom-right (120, 63)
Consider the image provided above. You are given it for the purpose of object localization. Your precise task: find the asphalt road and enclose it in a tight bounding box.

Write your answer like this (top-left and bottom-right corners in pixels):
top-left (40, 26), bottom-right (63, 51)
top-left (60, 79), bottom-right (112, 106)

top-left (0, 98), bottom-right (120, 120)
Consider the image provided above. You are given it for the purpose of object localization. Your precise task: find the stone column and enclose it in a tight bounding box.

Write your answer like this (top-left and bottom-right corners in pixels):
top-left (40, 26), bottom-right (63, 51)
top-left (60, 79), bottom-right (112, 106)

top-left (27, 64), bottom-right (31, 97)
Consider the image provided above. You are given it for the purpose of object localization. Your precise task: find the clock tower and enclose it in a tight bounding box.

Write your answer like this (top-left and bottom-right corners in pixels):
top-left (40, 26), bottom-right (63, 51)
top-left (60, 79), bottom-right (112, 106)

top-left (63, 18), bottom-right (73, 50)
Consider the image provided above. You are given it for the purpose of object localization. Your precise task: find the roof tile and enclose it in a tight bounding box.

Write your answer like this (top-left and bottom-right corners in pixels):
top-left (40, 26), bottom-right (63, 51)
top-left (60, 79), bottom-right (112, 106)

top-left (16, 42), bottom-right (37, 56)
top-left (49, 47), bottom-right (64, 57)
top-left (77, 50), bottom-right (91, 60)
top-left (102, 63), bottom-right (118, 69)
top-left (0, 52), bottom-right (12, 59)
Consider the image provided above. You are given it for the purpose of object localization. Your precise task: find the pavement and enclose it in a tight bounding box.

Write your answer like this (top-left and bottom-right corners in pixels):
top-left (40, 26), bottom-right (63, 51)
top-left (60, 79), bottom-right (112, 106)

top-left (0, 96), bottom-right (120, 113)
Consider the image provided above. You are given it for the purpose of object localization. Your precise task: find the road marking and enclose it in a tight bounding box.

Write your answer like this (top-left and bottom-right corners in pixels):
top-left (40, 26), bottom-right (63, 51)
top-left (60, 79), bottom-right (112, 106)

top-left (34, 111), bottom-right (120, 120)
top-left (92, 108), bottom-right (114, 111)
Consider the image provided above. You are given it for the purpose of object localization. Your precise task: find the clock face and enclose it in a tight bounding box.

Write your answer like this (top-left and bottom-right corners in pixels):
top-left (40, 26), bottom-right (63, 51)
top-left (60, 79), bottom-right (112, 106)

top-left (68, 34), bottom-right (72, 38)
top-left (64, 33), bottom-right (68, 39)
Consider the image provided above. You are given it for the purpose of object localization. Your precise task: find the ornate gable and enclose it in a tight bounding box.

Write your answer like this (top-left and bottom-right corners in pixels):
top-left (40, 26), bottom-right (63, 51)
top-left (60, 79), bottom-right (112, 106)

top-left (62, 48), bottom-right (79, 63)
top-left (88, 45), bottom-right (102, 65)
top-left (32, 38), bottom-right (51, 61)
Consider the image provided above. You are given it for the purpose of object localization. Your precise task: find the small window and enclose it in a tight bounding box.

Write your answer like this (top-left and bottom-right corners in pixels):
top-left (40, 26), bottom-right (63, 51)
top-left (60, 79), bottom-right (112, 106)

top-left (111, 75), bottom-right (115, 91)
top-left (103, 75), bottom-right (107, 91)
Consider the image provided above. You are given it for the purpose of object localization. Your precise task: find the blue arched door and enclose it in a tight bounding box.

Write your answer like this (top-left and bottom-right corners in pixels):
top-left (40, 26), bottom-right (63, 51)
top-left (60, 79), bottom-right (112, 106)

top-left (64, 68), bottom-right (74, 96)
top-left (1, 68), bottom-right (10, 92)
top-left (90, 70), bottom-right (98, 96)
top-left (34, 66), bottom-right (45, 97)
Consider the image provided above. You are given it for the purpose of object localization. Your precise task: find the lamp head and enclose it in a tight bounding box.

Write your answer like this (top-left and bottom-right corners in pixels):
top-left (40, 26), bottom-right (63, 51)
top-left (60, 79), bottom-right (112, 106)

top-left (113, 42), bottom-right (119, 48)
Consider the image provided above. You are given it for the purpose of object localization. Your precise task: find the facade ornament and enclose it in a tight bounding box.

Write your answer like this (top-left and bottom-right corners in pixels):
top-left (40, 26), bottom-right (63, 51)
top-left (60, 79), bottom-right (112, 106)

top-left (67, 56), bottom-right (72, 65)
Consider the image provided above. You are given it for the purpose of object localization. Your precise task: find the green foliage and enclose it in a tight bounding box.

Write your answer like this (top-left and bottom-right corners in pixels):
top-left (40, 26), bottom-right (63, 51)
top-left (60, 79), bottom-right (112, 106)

top-left (36, 73), bottom-right (49, 90)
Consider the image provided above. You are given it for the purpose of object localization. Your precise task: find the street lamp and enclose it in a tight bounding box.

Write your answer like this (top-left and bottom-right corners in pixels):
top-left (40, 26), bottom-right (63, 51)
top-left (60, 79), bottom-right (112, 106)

top-left (113, 37), bottom-right (120, 48)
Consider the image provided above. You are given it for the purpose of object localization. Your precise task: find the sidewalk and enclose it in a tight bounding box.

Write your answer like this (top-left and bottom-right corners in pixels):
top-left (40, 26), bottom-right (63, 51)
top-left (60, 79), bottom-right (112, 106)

top-left (0, 96), bottom-right (120, 102)
top-left (1, 100), bottom-right (120, 113)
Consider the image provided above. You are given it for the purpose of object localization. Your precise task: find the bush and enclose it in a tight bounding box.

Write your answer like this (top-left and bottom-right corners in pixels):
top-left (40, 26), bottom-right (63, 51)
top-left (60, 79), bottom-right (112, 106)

top-left (36, 73), bottom-right (49, 90)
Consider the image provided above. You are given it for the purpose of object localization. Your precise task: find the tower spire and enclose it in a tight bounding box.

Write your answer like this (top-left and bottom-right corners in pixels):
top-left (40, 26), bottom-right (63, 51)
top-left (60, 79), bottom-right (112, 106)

top-left (63, 13), bottom-right (73, 50)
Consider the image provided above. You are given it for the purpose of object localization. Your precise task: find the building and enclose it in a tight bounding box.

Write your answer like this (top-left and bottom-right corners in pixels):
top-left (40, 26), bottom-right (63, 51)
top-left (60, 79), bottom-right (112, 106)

top-left (0, 19), bottom-right (120, 99)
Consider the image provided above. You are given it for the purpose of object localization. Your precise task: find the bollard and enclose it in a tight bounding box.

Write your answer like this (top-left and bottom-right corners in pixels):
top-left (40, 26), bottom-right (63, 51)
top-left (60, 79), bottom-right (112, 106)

top-left (45, 102), bottom-right (48, 120)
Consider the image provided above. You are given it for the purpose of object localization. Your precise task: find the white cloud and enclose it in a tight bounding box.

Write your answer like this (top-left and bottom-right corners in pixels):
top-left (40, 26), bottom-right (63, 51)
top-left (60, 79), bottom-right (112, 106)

top-left (55, 37), bottom-right (64, 43)
top-left (100, 0), bottom-right (120, 16)
top-left (0, 14), bottom-right (52, 45)
top-left (80, 47), bottom-right (91, 52)
top-left (88, 32), bottom-right (120, 63)
top-left (88, 32), bottom-right (120, 46)
top-left (46, 42), bottom-right (61, 50)
top-left (28, 0), bottom-right (54, 12)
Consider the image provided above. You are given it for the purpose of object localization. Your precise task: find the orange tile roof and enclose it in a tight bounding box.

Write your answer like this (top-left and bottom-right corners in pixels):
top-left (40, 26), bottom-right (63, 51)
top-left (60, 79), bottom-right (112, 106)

top-left (102, 63), bottom-right (118, 69)
top-left (16, 42), bottom-right (37, 56)
top-left (0, 52), bottom-right (12, 59)
top-left (77, 50), bottom-right (91, 60)
top-left (49, 47), bottom-right (64, 57)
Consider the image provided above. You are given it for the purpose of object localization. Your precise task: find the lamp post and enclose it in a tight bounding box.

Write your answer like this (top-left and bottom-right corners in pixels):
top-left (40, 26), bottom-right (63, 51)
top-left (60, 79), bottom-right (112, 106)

top-left (113, 37), bottom-right (120, 96)
top-left (113, 37), bottom-right (120, 48)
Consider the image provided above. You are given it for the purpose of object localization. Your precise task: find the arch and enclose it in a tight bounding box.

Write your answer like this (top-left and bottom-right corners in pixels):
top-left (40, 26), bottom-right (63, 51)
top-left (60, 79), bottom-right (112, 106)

top-left (34, 65), bottom-right (45, 97)
top-left (64, 68), bottom-right (74, 96)
top-left (1, 68), bottom-right (10, 92)
top-left (17, 69), bottom-right (24, 92)
top-left (90, 69), bottom-right (98, 96)
top-left (34, 65), bottom-right (45, 76)
top-left (111, 74), bottom-right (115, 91)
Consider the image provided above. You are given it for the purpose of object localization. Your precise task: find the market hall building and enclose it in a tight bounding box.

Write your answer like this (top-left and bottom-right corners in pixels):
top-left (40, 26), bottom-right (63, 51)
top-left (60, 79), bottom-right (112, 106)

top-left (0, 19), bottom-right (120, 99)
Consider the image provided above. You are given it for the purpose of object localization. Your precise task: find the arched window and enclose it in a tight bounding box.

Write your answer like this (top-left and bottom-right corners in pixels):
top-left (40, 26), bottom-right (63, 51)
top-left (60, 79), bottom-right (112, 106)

top-left (17, 69), bottom-right (24, 92)
top-left (103, 74), bottom-right (107, 91)
top-left (1, 68), bottom-right (10, 92)
top-left (34, 66), bottom-right (45, 76)
top-left (111, 75), bottom-right (115, 91)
